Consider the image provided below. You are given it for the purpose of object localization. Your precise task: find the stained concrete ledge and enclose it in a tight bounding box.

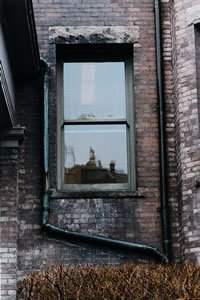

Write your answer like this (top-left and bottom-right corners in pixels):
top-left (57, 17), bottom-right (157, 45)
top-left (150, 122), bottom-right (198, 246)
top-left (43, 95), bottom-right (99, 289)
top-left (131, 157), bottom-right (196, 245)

top-left (187, 5), bottom-right (200, 26)
top-left (49, 26), bottom-right (140, 44)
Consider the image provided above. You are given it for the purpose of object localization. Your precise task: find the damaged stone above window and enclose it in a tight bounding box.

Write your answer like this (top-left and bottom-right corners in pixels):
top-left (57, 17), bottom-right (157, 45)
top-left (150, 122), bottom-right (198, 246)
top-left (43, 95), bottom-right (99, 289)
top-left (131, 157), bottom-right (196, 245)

top-left (49, 26), bottom-right (140, 45)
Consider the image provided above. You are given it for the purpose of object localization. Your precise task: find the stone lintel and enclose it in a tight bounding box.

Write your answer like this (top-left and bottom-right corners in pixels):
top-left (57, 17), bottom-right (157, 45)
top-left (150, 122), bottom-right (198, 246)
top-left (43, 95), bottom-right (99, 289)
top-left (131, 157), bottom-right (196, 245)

top-left (187, 5), bottom-right (200, 26)
top-left (49, 26), bottom-right (140, 44)
top-left (0, 127), bottom-right (26, 148)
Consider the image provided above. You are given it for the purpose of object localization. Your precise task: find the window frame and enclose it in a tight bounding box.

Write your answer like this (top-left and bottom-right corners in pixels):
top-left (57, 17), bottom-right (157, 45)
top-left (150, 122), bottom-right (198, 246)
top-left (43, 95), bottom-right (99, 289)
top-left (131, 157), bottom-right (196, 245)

top-left (57, 48), bottom-right (136, 192)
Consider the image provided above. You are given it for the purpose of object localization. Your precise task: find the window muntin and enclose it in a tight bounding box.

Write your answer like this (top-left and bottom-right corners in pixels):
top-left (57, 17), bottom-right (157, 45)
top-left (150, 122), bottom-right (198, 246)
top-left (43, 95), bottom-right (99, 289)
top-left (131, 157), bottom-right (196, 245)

top-left (58, 57), bottom-right (135, 191)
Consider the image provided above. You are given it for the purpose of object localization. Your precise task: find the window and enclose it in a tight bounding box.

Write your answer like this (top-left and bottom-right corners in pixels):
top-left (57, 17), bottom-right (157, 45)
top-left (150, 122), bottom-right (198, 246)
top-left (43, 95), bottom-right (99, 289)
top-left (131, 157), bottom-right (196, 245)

top-left (57, 45), bottom-right (135, 191)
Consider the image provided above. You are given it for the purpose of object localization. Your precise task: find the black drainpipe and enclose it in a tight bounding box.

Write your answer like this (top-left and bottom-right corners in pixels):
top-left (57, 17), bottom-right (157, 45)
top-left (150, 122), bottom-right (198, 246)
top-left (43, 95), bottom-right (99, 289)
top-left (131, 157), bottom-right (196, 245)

top-left (40, 34), bottom-right (169, 264)
top-left (154, 0), bottom-right (171, 260)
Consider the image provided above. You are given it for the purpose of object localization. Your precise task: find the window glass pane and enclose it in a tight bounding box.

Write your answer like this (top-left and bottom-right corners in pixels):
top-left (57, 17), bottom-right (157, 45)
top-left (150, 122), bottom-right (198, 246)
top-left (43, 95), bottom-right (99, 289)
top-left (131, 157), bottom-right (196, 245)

top-left (64, 124), bottom-right (128, 184)
top-left (64, 62), bottom-right (126, 120)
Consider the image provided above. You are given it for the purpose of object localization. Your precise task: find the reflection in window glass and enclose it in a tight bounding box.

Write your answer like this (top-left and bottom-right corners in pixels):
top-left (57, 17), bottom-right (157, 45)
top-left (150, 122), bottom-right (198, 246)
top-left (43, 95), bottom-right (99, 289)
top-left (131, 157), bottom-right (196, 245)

top-left (64, 62), bottom-right (126, 120)
top-left (64, 125), bottom-right (128, 184)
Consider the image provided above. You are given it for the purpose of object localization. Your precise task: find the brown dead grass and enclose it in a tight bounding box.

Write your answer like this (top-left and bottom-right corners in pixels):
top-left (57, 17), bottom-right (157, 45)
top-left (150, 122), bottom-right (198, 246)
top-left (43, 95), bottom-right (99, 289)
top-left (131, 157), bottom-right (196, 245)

top-left (17, 263), bottom-right (200, 299)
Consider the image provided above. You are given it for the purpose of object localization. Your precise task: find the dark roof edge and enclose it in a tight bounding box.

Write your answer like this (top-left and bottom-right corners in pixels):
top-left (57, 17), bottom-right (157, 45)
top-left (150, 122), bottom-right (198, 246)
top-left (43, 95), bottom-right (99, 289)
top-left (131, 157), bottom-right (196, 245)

top-left (24, 0), bottom-right (40, 76)
top-left (2, 0), bottom-right (40, 80)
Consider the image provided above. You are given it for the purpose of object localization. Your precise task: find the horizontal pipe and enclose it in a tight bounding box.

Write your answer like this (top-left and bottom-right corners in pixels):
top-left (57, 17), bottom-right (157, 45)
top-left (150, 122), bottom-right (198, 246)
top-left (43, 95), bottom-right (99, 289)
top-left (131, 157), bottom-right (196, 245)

top-left (44, 223), bottom-right (168, 263)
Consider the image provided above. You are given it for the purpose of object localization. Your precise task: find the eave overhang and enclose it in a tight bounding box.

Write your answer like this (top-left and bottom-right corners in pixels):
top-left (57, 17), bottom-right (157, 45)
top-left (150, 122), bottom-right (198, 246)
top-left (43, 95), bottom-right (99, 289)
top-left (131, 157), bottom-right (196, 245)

top-left (2, 0), bottom-right (40, 82)
top-left (0, 0), bottom-right (40, 128)
top-left (0, 61), bottom-right (14, 127)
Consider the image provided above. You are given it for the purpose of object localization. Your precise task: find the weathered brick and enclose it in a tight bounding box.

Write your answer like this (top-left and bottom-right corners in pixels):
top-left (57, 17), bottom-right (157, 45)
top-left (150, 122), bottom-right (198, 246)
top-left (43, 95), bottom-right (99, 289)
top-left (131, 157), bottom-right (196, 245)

top-left (3, 0), bottom-right (200, 297)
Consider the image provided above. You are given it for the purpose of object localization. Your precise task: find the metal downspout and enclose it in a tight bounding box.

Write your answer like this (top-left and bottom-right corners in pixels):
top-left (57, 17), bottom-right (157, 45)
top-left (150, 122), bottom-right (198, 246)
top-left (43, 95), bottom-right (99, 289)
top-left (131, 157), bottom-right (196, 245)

top-left (154, 0), bottom-right (171, 260)
top-left (40, 57), bottom-right (169, 264)
top-left (40, 57), bottom-right (50, 227)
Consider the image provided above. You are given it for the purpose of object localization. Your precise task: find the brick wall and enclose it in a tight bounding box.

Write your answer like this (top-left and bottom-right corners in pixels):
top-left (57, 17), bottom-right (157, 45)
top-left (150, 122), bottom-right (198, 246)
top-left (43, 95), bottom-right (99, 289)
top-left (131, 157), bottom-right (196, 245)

top-left (172, 0), bottom-right (200, 262)
top-left (0, 148), bottom-right (19, 299)
top-left (3, 0), bottom-right (200, 296)
top-left (13, 0), bottom-right (180, 286)
top-left (161, 0), bottom-right (180, 262)
top-left (0, 0), bottom-right (188, 292)
top-left (15, 77), bottom-right (44, 283)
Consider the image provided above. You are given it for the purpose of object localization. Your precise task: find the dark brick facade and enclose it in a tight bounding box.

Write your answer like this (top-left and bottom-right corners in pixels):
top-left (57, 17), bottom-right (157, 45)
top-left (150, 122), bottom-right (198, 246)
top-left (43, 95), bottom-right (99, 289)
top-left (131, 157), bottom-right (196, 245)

top-left (2, 0), bottom-right (200, 298)
top-left (171, 0), bottom-right (200, 262)
top-left (15, 0), bottom-right (165, 278)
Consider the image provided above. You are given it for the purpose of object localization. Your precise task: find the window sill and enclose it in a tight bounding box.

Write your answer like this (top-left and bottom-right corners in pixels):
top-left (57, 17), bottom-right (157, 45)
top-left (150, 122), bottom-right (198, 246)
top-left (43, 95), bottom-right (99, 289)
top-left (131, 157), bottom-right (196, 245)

top-left (49, 189), bottom-right (145, 199)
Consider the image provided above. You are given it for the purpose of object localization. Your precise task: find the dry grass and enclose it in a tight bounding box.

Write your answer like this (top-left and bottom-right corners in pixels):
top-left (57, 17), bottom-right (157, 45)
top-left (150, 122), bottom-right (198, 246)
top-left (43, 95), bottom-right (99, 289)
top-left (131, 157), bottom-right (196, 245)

top-left (17, 263), bottom-right (200, 299)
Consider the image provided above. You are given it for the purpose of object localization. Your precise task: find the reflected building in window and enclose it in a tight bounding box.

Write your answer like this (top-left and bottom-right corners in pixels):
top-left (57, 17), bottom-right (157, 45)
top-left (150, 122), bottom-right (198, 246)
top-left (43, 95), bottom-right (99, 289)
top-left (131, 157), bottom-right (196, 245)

top-left (64, 147), bottom-right (128, 184)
